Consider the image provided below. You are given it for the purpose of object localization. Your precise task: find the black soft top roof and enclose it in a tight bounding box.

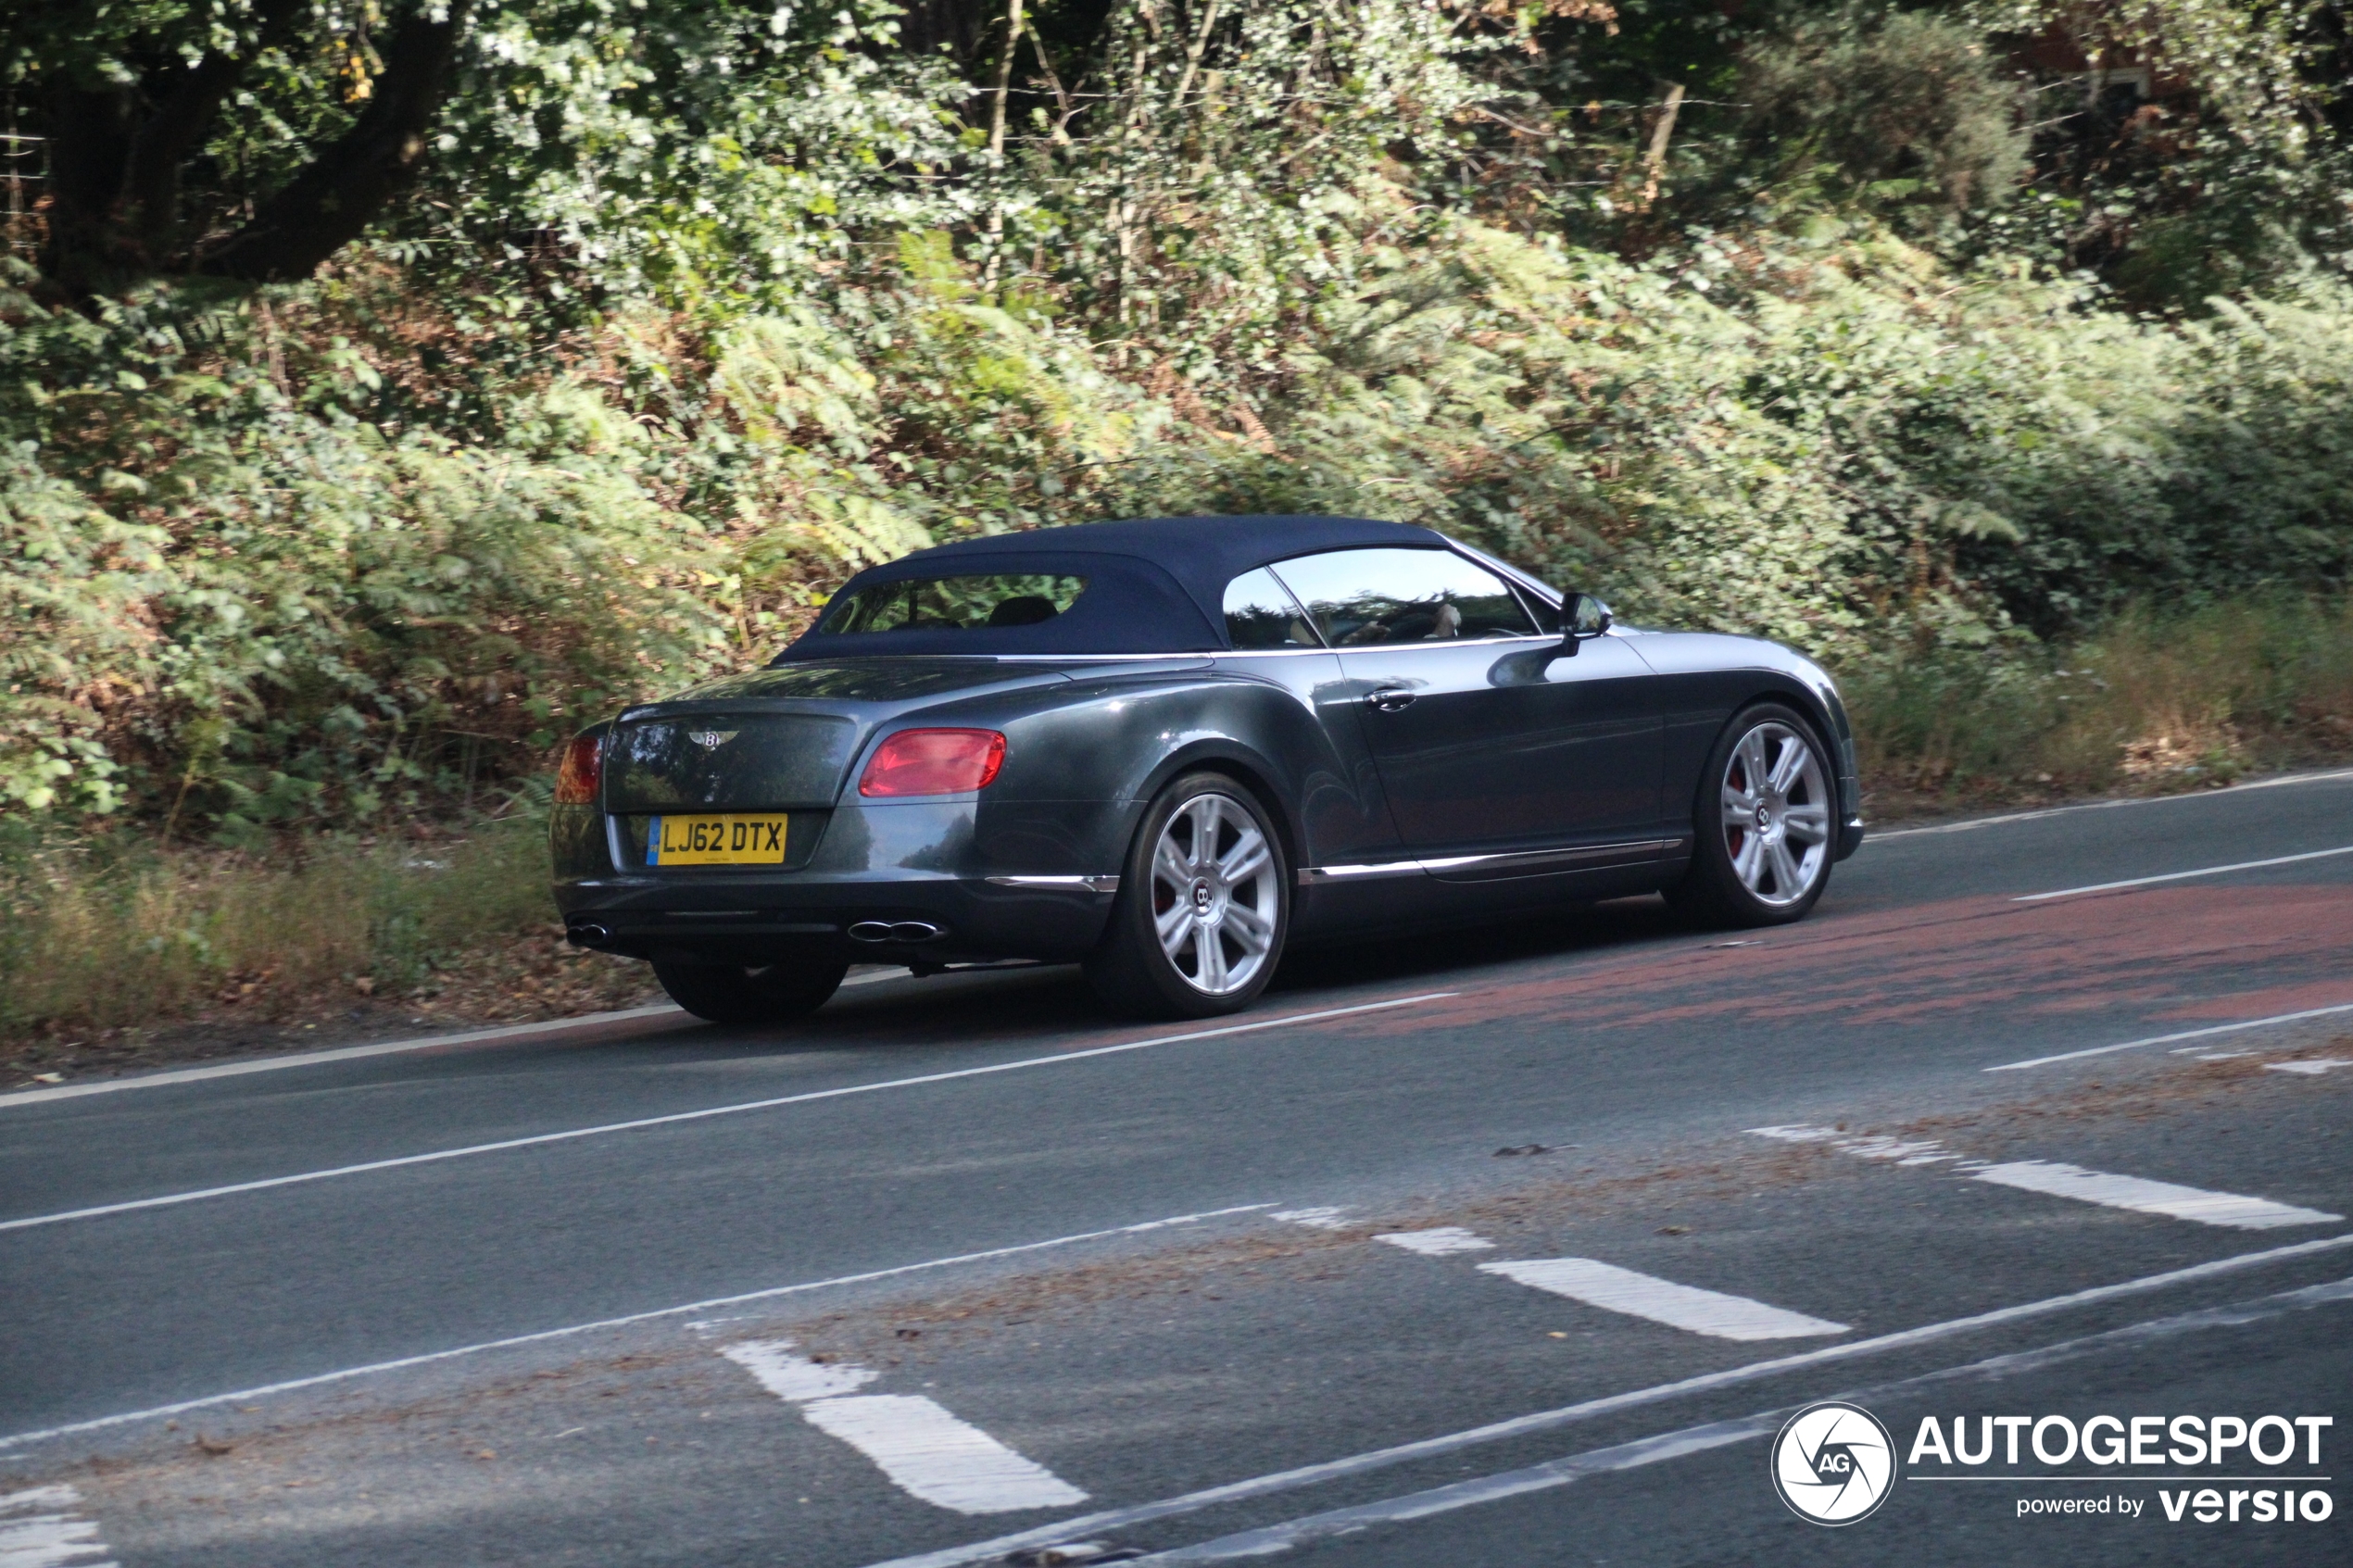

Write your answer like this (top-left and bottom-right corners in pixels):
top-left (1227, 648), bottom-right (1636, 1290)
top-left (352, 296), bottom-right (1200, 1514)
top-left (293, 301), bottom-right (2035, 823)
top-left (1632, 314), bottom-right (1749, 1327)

top-left (775, 515), bottom-right (1450, 659)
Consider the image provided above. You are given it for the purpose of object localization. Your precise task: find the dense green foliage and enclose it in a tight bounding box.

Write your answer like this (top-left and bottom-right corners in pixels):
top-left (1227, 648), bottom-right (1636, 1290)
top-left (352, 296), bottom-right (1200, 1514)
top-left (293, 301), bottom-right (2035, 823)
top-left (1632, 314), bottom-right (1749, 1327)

top-left (5, 0), bottom-right (2351, 835)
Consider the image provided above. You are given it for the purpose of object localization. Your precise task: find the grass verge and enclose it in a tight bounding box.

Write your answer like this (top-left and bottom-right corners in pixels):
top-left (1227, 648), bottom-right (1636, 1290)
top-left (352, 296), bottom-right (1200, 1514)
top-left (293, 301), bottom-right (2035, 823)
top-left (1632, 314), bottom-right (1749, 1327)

top-left (1845, 594), bottom-right (2353, 817)
top-left (1, 816), bottom-right (655, 1080)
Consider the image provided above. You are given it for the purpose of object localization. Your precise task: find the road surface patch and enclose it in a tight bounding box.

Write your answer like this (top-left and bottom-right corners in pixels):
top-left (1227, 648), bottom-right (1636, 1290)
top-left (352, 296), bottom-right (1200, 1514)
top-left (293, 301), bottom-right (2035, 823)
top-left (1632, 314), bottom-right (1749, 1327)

top-left (1477, 1259), bottom-right (1850, 1341)
top-left (1986, 1000), bottom-right (2353, 1070)
top-left (1867, 767), bottom-right (2353, 841)
top-left (724, 1341), bottom-right (1087, 1514)
top-left (849, 1237), bottom-right (2353, 1568)
top-left (1098, 1274), bottom-right (2353, 1565)
top-left (0, 996), bottom-right (1445, 1236)
top-left (0, 1203), bottom-right (1269, 1454)
top-left (2013, 842), bottom-right (2353, 902)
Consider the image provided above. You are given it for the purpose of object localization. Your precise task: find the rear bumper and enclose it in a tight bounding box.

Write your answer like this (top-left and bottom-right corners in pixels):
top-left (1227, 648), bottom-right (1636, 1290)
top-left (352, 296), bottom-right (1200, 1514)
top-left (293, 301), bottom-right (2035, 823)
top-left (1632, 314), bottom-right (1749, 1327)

top-left (553, 793), bottom-right (1129, 966)
top-left (557, 871), bottom-right (1120, 965)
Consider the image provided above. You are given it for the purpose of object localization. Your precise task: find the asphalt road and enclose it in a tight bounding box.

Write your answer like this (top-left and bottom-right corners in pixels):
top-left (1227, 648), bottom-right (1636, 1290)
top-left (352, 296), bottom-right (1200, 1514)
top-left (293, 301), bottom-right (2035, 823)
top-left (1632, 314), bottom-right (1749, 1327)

top-left (4, 772), bottom-right (2351, 1567)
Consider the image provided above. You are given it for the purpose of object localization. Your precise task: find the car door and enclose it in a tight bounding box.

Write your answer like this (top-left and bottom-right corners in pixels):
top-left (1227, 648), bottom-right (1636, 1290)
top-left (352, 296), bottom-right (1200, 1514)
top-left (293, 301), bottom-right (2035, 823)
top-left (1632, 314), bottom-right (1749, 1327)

top-left (1267, 546), bottom-right (1664, 868)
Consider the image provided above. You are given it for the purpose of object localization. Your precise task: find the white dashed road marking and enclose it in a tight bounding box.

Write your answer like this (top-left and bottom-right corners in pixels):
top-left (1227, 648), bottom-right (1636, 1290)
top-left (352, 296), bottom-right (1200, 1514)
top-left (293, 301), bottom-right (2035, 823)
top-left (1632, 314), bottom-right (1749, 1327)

top-left (724, 1342), bottom-right (1087, 1515)
top-left (1478, 1259), bottom-right (1849, 1341)
top-left (1969, 1160), bottom-right (2344, 1231)
top-left (0, 1486), bottom-right (118, 1568)
top-left (1374, 1227), bottom-right (1493, 1256)
top-left (1269, 1207), bottom-right (1351, 1230)
top-left (1751, 1125), bottom-right (2344, 1230)
top-left (2268, 1059), bottom-right (2353, 1076)
top-left (800, 1399), bottom-right (1088, 1515)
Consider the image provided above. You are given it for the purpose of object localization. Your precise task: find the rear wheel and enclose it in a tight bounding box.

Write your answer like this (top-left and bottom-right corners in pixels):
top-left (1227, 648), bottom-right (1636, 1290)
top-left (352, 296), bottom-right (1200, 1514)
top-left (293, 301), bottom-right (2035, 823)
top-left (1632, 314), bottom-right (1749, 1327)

top-left (1086, 773), bottom-right (1290, 1019)
top-left (1667, 703), bottom-right (1835, 927)
top-left (652, 957), bottom-right (849, 1024)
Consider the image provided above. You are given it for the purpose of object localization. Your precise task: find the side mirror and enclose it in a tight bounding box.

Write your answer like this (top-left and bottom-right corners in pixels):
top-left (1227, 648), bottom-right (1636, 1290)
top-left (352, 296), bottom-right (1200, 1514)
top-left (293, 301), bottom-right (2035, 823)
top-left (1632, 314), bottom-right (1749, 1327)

top-left (1554, 594), bottom-right (1614, 658)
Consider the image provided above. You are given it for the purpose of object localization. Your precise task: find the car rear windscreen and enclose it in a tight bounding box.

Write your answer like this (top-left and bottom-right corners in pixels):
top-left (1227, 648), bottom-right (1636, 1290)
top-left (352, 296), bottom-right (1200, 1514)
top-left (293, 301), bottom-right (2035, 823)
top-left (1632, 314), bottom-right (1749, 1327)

top-left (815, 573), bottom-right (1089, 635)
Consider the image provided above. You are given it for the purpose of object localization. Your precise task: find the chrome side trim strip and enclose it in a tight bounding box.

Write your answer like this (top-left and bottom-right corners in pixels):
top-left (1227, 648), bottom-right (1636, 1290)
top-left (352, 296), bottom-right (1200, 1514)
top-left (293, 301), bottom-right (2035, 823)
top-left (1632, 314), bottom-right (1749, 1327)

top-left (1297, 859), bottom-right (1428, 884)
top-left (1300, 838), bottom-right (1680, 885)
top-left (986, 874), bottom-right (1122, 893)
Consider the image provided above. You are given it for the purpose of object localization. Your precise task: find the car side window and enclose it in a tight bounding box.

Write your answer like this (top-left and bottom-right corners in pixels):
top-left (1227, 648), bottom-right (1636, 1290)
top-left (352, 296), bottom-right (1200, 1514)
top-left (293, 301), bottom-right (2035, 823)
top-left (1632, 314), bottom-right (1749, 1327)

top-left (1267, 547), bottom-right (1539, 646)
top-left (1223, 567), bottom-right (1325, 649)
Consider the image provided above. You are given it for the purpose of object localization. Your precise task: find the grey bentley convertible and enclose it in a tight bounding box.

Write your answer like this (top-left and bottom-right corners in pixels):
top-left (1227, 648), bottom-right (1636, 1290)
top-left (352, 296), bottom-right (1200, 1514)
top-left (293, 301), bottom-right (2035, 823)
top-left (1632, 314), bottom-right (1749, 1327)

top-left (551, 515), bottom-right (1864, 1022)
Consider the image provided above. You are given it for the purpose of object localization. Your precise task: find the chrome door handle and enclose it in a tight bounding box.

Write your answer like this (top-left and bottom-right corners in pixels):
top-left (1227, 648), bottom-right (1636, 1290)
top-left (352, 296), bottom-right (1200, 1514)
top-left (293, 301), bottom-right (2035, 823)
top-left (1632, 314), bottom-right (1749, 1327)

top-left (1367, 687), bottom-right (1416, 713)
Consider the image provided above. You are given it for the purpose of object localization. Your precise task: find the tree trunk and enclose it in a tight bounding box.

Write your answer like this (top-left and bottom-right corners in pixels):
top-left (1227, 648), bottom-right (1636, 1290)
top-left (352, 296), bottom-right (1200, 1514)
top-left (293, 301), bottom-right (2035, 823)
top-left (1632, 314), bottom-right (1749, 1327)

top-left (195, 0), bottom-right (474, 282)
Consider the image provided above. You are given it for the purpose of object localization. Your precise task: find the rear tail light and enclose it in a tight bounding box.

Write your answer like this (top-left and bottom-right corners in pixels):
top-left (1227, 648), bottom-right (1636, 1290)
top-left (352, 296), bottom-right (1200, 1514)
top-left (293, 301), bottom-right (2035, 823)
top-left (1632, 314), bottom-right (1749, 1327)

top-left (859, 729), bottom-right (1006, 797)
top-left (554, 731), bottom-right (605, 805)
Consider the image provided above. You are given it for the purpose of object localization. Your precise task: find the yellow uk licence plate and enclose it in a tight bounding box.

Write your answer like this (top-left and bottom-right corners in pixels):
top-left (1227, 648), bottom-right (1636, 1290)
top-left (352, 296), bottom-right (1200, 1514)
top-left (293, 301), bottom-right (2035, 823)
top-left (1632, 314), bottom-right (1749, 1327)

top-left (647, 814), bottom-right (788, 866)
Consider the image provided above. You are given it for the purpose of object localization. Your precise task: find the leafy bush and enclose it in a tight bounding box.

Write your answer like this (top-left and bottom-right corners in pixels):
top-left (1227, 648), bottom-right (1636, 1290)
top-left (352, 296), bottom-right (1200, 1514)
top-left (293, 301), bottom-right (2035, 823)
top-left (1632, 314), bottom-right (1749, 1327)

top-left (6, 1), bottom-right (2353, 842)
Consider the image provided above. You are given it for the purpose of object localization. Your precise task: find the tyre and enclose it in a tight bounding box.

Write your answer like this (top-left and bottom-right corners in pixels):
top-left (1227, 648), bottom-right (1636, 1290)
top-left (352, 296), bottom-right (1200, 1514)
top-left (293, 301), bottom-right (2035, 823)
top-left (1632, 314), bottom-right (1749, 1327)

top-left (652, 956), bottom-right (849, 1024)
top-left (1667, 702), bottom-right (1836, 927)
top-left (1086, 772), bottom-right (1290, 1019)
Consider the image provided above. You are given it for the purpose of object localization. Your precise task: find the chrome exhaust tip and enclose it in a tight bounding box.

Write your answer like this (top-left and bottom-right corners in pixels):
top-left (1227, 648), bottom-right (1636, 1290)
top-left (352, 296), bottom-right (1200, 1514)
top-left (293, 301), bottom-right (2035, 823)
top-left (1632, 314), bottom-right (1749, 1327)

top-left (566, 922), bottom-right (613, 948)
top-left (849, 920), bottom-right (947, 944)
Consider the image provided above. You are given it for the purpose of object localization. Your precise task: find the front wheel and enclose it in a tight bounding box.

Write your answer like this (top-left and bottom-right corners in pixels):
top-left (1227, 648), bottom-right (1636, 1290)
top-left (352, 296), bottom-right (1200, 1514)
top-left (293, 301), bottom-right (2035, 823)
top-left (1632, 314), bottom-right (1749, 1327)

top-left (1086, 773), bottom-right (1290, 1019)
top-left (652, 957), bottom-right (849, 1024)
top-left (1667, 703), bottom-right (1836, 928)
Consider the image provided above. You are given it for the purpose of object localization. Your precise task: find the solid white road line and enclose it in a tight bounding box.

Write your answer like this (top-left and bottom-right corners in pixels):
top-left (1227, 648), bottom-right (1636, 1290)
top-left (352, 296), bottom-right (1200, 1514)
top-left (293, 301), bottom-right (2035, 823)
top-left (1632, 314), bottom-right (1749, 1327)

top-left (801, 1399), bottom-right (1088, 1514)
top-left (0, 1203), bottom-right (1269, 1453)
top-left (1122, 1274), bottom-right (2353, 1563)
top-left (1750, 1126), bottom-right (2345, 1230)
top-left (1374, 1227), bottom-right (1493, 1257)
top-left (0, 967), bottom-right (938, 1109)
top-left (1866, 767), bottom-right (2353, 842)
top-left (1969, 1160), bottom-right (2343, 1230)
top-left (0, 1005), bottom-right (687, 1110)
top-left (852, 1234), bottom-right (2353, 1568)
top-left (1478, 1259), bottom-right (1849, 1341)
top-left (725, 1342), bottom-right (1086, 1514)
top-left (0, 996), bottom-right (1447, 1235)
top-left (1985, 1002), bottom-right (2353, 1071)
top-left (2013, 843), bottom-right (2353, 902)
top-left (0, 1486), bottom-right (118, 1568)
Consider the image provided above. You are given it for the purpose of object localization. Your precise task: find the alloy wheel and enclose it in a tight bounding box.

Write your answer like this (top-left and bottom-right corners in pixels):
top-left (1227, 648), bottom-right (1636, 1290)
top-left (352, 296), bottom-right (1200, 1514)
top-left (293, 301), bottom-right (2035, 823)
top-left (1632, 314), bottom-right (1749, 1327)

top-left (1718, 721), bottom-right (1831, 908)
top-left (1149, 792), bottom-right (1280, 995)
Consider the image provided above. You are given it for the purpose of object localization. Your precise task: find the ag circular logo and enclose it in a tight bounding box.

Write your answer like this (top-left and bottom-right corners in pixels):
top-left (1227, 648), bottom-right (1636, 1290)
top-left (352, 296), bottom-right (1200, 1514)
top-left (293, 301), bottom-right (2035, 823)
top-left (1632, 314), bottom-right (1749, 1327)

top-left (1771, 1401), bottom-right (1896, 1525)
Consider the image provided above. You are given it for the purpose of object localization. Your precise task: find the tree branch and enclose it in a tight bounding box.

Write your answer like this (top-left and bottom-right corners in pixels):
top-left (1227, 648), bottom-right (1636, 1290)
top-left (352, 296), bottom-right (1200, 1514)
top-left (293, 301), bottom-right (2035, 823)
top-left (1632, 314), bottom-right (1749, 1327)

top-left (196, 0), bottom-right (473, 281)
top-left (987, 0), bottom-right (1025, 158)
top-left (124, 0), bottom-right (313, 260)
